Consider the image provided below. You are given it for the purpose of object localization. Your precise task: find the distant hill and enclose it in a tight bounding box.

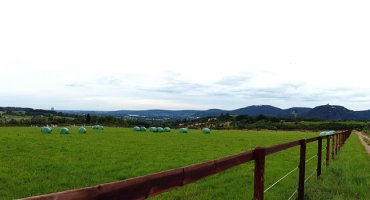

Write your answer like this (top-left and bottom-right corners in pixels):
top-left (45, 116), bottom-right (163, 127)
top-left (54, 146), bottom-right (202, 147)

top-left (229, 105), bottom-right (283, 116)
top-left (281, 107), bottom-right (312, 118)
top-left (0, 107), bottom-right (58, 116)
top-left (355, 110), bottom-right (370, 120)
top-left (303, 105), bottom-right (358, 120)
top-left (4, 104), bottom-right (369, 121)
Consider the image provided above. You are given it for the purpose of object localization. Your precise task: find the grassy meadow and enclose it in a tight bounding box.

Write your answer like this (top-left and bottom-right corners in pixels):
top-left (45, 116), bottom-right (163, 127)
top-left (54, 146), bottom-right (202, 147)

top-left (0, 127), bottom-right (368, 199)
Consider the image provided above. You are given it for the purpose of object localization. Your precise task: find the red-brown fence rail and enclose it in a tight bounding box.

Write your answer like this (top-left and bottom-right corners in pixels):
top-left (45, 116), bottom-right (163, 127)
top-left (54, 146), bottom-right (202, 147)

top-left (23, 130), bottom-right (352, 200)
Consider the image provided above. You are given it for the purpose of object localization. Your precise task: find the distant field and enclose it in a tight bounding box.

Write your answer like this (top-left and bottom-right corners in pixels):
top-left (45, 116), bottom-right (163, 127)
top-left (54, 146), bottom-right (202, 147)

top-left (0, 127), bottom-right (368, 199)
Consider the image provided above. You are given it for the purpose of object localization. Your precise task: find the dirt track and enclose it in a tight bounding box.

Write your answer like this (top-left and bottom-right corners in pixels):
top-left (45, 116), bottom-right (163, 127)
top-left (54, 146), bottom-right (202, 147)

top-left (354, 131), bottom-right (370, 156)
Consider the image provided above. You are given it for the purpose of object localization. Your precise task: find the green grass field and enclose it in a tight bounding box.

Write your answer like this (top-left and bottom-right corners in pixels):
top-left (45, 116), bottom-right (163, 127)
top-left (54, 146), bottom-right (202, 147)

top-left (0, 127), bottom-right (368, 200)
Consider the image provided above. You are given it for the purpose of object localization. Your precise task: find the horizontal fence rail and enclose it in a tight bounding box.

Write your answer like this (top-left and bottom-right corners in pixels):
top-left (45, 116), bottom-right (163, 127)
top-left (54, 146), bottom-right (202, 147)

top-left (23, 130), bottom-right (352, 200)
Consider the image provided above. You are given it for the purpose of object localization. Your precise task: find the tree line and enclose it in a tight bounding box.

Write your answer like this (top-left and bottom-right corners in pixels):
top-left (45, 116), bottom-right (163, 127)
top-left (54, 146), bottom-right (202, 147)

top-left (0, 112), bottom-right (367, 131)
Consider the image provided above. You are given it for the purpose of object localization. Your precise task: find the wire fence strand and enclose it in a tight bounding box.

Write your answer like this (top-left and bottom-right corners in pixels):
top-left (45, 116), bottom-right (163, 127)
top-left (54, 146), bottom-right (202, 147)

top-left (287, 189), bottom-right (297, 200)
top-left (305, 169), bottom-right (316, 183)
top-left (305, 155), bottom-right (317, 163)
top-left (264, 166), bottom-right (299, 193)
top-left (266, 153), bottom-right (319, 194)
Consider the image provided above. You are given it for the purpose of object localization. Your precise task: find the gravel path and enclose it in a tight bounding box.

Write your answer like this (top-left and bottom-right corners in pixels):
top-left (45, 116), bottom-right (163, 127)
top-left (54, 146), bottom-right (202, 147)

top-left (354, 131), bottom-right (370, 156)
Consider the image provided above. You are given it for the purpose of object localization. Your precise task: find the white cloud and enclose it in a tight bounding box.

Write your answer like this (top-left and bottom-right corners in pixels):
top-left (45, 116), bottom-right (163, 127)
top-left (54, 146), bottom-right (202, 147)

top-left (0, 0), bottom-right (370, 110)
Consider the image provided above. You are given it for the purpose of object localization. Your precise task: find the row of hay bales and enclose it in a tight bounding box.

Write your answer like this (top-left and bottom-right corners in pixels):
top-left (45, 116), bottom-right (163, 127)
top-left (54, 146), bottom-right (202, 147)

top-left (133, 126), bottom-right (172, 133)
top-left (319, 130), bottom-right (336, 136)
top-left (133, 126), bottom-right (211, 134)
top-left (41, 125), bottom-right (104, 134)
top-left (92, 125), bottom-right (104, 130)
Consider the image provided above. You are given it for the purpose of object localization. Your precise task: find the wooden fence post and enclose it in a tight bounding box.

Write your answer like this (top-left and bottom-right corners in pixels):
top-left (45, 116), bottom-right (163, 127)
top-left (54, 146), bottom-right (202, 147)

top-left (326, 136), bottom-right (330, 168)
top-left (253, 147), bottom-right (266, 200)
top-left (331, 135), bottom-right (335, 160)
top-left (298, 139), bottom-right (306, 200)
top-left (335, 134), bottom-right (338, 154)
top-left (317, 137), bottom-right (322, 177)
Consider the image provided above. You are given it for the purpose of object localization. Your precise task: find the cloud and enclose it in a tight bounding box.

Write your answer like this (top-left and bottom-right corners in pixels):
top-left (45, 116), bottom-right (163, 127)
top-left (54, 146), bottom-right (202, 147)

top-left (83, 96), bottom-right (209, 110)
top-left (97, 76), bottom-right (123, 86)
top-left (215, 74), bottom-right (253, 86)
top-left (65, 83), bottom-right (87, 88)
top-left (139, 79), bottom-right (209, 95)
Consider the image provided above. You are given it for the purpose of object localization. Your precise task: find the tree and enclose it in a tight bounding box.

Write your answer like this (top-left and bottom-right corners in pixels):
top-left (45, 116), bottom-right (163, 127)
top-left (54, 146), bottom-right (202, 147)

top-left (86, 114), bottom-right (91, 123)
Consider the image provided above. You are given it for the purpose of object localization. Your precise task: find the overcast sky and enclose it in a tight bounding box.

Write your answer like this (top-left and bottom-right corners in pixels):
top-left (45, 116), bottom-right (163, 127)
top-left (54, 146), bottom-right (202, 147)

top-left (1, 0), bottom-right (370, 111)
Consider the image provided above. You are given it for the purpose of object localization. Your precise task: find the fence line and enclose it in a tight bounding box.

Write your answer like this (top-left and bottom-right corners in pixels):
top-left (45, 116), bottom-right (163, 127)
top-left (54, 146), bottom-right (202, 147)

top-left (305, 155), bottom-right (317, 163)
top-left (23, 130), bottom-right (352, 200)
top-left (264, 166), bottom-right (298, 193)
top-left (305, 169), bottom-right (316, 183)
top-left (287, 189), bottom-right (298, 200)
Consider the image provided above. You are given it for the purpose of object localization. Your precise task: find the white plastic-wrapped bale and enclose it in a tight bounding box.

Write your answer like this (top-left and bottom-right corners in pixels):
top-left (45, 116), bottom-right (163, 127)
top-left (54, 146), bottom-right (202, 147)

top-left (157, 127), bottom-right (164, 132)
top-left (164, 127), bottom-right (171, 132)
top-left (140, 127), bottom-right (146, 132)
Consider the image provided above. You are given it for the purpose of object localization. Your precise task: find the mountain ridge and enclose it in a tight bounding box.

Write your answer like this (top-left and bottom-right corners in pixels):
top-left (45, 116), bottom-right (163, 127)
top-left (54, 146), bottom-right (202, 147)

top-left (57, 104), bottom-right (370, 120)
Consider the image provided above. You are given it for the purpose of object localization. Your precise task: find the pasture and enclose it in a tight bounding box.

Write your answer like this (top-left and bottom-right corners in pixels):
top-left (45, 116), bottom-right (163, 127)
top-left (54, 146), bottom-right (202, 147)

top-left (0, 127), bottom-right (368, 199)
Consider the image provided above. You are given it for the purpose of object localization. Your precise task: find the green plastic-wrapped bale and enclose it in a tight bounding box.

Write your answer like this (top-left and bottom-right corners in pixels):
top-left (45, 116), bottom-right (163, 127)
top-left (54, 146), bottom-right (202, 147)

top-left (202, 128), bottom-right (211, 134)
top-left (319, 131), bottom-right (327, 136)
top-left (41, 127), bottom-right (52, 134)
top-left (150, 127), bottom-right (158, 132)
top-left (327, 130), bottom-right (336, 135)
top-left (78, 127), bottom-right (87, 134)
top-left (60, 128), bottom-right (70, 134)
top-left (133, 126), bottom-right (141, 132)
top-left (157, 127), bottom-right (164, 132)
top-left (92, 125), bottom-right (104, 131)
top-left (164, 127), bottom-right (171, 132)
top-left (140, 127), bottom-right (146, 132)
top-left (179, 128), bottom-right (188, 133)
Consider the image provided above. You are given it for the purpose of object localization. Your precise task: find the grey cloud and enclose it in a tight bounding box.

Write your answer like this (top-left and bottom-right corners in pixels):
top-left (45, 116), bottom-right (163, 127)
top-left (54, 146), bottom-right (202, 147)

top-left (137, 77), bottom-right (370, 107)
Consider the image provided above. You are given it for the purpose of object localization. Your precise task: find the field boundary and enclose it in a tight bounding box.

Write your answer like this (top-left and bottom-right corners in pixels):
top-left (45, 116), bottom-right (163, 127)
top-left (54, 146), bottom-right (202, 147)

top-left (354, 131), bottom-right (370, 155)
top-left (23, 131), bottom-right (351, 200)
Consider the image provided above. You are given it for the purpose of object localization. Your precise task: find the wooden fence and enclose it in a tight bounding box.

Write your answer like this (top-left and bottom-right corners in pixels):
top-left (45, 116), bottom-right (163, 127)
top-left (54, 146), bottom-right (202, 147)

top-left (23, 130), bottom-right (351, 200)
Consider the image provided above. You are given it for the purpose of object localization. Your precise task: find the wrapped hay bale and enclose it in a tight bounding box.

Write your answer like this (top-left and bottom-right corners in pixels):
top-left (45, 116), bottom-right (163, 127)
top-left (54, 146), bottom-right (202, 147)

top-left (202, 128), bottom-right (211, 134)
top-left (133, 126), bottom-right (141, 132)
top-left (92, 125), bottom-right (104, 131)
top-left (179, 128), bottom-right (188, 133)
top-left (41, 127), bottom-right (52, 134)
top-left (164, 127), bottom-right (171, 132)
top-left (140, 127), bottom-right (146, 132)
top-left (150, 127), bottom-right (158, 132)
top-left (327, 130), bottom-right (336, 135)
top-left (60, 127), bottom-right (70, 134)
top-left (157, 127), bottom-right (164, 132)
top-left (319, 131), bottom-right (327, 136)
top-left (79, 127), bottom-right (87, 134)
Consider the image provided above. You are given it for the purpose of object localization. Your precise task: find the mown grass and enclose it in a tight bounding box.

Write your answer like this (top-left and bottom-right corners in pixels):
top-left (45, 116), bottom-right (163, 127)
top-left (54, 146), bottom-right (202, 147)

top-left (0, 127), bottom-right (367, 199)
top-left (304, 134), bottom-right (370, 199)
